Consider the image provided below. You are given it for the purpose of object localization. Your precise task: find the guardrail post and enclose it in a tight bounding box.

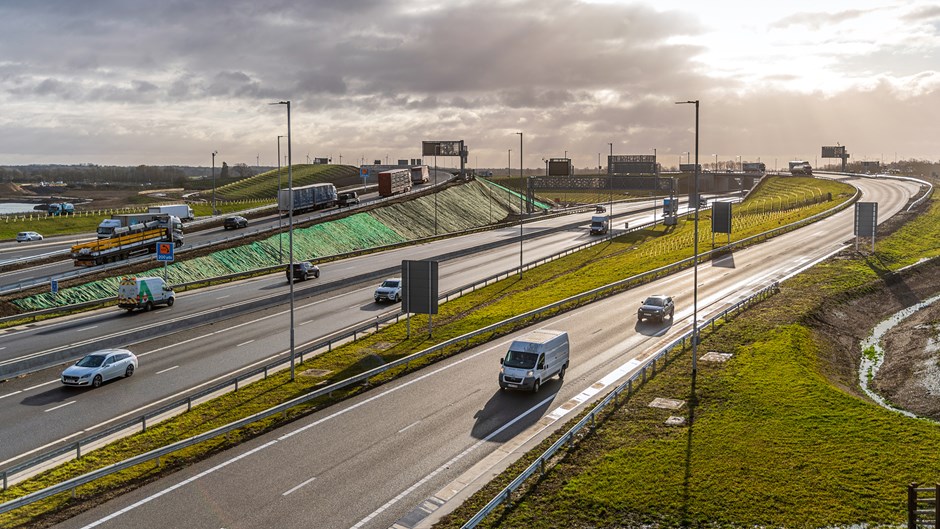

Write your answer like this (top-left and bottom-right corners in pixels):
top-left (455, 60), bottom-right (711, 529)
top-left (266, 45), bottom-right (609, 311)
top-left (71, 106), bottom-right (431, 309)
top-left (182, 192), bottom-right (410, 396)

top-left (142, 416), bottom-right (147, 432)
top-left (187, 397), bottom-right (192, 412)
top-left (76, 441), bottom-right (81, 459)
top-left (235, 378), bottom-right (239, 391)
top-left (908, 482), bottom-right (917, 529)
top-left (264, 366), bottom-right (268, 379)
top-left (628, 379), bottom-right (633, 395)
top-left (641, 366), bottom-right (647, 383)
top-left (2, 470), bottom-right (7, 491)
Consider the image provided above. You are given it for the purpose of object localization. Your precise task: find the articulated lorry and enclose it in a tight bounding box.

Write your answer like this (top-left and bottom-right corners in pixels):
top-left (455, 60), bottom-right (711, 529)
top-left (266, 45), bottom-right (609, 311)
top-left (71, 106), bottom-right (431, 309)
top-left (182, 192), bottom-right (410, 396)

top-left (378, 169), bottom-right (412, 197)
top-left (788, 160), bottom-right (813, 176)
top-left (148, 204), bottom-right (194, 221)
top-left (47, 202), bottom-right (75, 216)
top-left (278, 183), bottom-right (338, 214)
top-left (72, 215), bottom-right (183, 266)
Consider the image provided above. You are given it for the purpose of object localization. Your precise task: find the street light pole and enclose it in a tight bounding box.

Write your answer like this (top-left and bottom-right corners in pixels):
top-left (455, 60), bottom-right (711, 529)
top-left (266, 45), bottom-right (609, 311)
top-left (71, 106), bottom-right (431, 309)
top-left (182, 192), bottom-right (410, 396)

top-left (211, 150), bottom-right (218, 216)
top-left (517, 132), bottom-right (524, 278)
top-left (272, 100), bottom-right (296, 381)
top-left (277, 135), bottom-right (285, 263)
top-left (608, 142), bottom-right (613, 214)
top-left (676, 100), bottom-right (700, 376)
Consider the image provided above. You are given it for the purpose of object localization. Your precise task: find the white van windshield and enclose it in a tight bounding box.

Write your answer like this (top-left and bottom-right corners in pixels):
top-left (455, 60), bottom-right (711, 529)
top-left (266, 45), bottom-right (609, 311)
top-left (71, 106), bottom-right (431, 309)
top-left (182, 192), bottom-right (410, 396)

top-left (504, 350), bottom-right (538, 369)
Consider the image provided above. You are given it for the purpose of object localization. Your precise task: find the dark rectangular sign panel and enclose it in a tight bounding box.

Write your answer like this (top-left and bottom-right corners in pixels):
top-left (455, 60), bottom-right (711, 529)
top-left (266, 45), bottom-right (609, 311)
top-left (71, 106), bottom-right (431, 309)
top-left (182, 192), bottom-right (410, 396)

top-left (854, 202), bottom-right (877, 237)
top-left (611, 162), bottom-right (657, 174)
top-left (712, 201), bottom-right (732, 234)
top-left (402, 260), bottom-right (439, 314)
top-left (548, 159), bottom-right (571, 176)
top-left (679, 163), bottom-right (701, 172)
top-left (422, 141), bottom-right (462, 157)
top-left (822, 146), bottom-right (846, 158)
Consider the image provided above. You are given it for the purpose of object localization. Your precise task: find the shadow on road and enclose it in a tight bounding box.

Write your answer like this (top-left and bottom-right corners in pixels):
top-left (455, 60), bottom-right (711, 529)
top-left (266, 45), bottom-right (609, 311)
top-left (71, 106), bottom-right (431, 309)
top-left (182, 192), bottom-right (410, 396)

top-left (20, 386), bottom-right (81, 407)
top-left (712, 250), bottom-right (736, 269)
top-left (470, 384), bottom-right (559, 441)
top-left (635, 318), bottom-right (674, 336)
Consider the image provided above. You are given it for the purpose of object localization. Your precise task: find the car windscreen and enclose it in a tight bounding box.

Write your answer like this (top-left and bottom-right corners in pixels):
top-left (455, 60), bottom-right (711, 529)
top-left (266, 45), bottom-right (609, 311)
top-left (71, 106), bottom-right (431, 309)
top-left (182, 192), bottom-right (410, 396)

top-left (382, 280), bottom-right (400, 288)
top-left (503, 350), bottom-right (538, 369)
top-left (76, 355), bottom-right (107, 368)
top-left (643, 297), bottom-right (665, 306)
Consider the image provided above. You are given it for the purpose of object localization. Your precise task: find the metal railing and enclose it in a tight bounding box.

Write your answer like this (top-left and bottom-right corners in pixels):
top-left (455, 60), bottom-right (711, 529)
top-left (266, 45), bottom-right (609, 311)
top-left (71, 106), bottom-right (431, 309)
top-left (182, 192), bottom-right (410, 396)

top-left (461, 281), bottom-right (781, 528)
top-left (908, 483), bottom-right (939, 528)
top-left (0, 185), bottom-right (857, 496)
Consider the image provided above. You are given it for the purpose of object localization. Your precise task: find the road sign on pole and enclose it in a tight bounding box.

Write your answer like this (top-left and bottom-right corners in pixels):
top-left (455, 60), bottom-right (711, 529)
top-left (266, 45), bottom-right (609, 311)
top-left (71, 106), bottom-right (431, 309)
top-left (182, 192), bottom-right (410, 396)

top-left (156, 242), bottom-right (175, 262)
top-left (50, 279), bottom-right (58, 298)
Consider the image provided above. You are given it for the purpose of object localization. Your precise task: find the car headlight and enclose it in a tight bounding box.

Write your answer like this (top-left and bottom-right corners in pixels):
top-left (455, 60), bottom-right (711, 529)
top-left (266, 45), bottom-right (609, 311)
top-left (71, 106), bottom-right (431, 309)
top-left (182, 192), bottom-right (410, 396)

top-left (526, 370), bottom-right (534, 377)
top-left (499, 367), bottom-right (505, 374)
top-left (80, 374), bottom-right (90, 379)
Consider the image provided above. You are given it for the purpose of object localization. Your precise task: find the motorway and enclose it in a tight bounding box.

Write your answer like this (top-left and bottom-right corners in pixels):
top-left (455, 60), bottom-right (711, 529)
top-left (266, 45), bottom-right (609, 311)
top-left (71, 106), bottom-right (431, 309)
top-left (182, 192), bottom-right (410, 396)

top-left (34, 175), bottom-right (918, 529)
top-left (0, 199), bottom-right (679, 467)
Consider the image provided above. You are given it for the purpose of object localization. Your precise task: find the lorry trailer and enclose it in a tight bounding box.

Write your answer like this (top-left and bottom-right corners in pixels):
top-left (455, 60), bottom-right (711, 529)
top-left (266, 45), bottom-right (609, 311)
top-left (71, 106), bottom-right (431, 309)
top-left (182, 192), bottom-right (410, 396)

top-left (148, 204), bottom-right (194, 221)
top-left (278, 183), bottom-right (338, 214)
top-left (378, 169), bottom-right (412, 197)
top-left (410, 165), bottom-right (429, 184)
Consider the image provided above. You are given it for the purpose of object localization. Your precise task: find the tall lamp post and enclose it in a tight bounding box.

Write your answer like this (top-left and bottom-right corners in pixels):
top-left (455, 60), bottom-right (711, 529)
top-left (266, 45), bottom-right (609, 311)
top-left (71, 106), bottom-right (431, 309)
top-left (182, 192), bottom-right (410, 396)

top-left (272, 100), bottom-right (296, 381)
top-left (608, 142), bottom-right (613, 214)
top-left (211, 150), bottom-right (218, 216)
top-left (676, 99), bottom-right (700, 375)
top-left (516, 132), bottom-right (524, 278)
top-left (276, 135), bottom-right (286, 263)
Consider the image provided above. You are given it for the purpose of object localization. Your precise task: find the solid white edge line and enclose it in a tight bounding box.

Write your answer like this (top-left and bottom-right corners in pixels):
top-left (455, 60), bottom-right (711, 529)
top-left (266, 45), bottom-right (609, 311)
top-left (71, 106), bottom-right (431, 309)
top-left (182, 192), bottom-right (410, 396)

top-left (156, 366), bottom-right (179, 375)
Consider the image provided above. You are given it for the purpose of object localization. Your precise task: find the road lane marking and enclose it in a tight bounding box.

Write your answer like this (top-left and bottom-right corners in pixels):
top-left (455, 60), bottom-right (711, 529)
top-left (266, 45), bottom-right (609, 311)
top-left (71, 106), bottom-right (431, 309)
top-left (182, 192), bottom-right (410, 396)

top-left (282, 476), bottom-right (317, 496)
top-left (44, 401), bottom-right (76, 413)
top-left (156, 366), bottom-right (179, 375)
top-left (76, 326), bottom-right (98, 332)
top-left (398, 421), bottom-right (420, 434)
top-left (24, 379), bottom-right (59, 392)
top-left (299, 320), bottom-right (313, 326)
top-left (76, 439), bottom-right (279, 529)
top-left (217, 295), bottom-right (230, 300)
top-left (236, 340), bottom-right (255, 347)
top-left (0, 390), bottom-right (22, 400)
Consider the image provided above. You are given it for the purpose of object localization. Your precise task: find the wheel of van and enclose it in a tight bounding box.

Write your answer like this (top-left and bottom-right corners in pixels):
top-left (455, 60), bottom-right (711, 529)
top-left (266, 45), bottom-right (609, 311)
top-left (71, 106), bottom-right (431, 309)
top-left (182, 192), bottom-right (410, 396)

top-left (144, 301), bottom-right (153, 312)
top-left (301, 272), bottom-right (308, 281)
top-left (558, 365), bottom-right (566, 380)
top-left (314, 270), bottom-right (320, 278)
top-left (125, 364), bottom-right (135, 378)
top-left (166, 297), bottom-right (175, 307)
top-left (532, 379), bottom-right (540, 393)
top-left (92, 375), bottom-right (103, 388)
top-left (395, 293), bottom-right (401, 303)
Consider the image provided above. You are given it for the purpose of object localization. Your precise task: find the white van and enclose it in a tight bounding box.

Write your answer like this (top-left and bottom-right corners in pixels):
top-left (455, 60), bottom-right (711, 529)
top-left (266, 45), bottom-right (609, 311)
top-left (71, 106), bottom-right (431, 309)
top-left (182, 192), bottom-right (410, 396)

top-left (499, 329), bottom-right (569, 392)
top-left (117, 276), bottom-right (175, 312)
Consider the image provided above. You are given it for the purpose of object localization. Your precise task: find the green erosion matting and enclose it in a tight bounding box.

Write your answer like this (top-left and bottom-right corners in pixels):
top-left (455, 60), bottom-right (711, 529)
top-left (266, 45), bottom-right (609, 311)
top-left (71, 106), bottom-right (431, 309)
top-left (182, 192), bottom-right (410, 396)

top-left (13, 214), bottom-right (405, 311)
top-left (480, 178), bottom-right (552, 210)
top-left (12, 181), bottom-right (521, 311)
top-left (372, 181), bottom-right (519, 239)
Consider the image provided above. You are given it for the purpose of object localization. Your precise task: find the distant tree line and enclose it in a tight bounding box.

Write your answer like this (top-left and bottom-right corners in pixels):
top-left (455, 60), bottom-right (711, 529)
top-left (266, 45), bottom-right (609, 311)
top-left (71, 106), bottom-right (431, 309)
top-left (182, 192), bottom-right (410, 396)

top-left (0, 163), bottom-right (273, 190)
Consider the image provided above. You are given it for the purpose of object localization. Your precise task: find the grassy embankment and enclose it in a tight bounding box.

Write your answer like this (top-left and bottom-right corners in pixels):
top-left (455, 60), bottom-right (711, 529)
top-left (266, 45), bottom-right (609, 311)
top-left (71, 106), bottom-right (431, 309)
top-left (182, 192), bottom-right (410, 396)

top-left (433, 195), bottom-right (940, 527)
top-left (0, 177), bottom-right (853, 528)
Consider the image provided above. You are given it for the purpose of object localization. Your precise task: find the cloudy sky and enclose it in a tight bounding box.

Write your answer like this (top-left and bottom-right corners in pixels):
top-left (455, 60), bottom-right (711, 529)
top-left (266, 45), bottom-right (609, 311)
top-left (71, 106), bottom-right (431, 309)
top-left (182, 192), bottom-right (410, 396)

top-left (1, 0), bottom-right (938, 170)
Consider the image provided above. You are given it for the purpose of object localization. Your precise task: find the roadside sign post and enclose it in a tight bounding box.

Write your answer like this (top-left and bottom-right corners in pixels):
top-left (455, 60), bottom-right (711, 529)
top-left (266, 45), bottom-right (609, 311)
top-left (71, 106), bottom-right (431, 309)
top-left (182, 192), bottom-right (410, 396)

top-left (156, 242), bottom-right (175, 282)
top-left (50, 279), bottom-right (58, 300)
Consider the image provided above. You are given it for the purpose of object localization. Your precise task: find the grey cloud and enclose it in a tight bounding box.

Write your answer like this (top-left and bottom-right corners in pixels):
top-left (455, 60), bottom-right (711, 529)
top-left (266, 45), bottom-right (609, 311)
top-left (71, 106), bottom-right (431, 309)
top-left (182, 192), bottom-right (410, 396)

top-left (902, 5), bottom-right (940, 21)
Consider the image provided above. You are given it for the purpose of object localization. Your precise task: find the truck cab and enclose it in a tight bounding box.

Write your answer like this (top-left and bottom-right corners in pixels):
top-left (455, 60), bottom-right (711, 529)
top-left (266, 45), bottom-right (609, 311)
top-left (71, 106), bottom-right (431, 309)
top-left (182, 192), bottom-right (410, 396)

top-left (590, 215), bottom-right (609, 235)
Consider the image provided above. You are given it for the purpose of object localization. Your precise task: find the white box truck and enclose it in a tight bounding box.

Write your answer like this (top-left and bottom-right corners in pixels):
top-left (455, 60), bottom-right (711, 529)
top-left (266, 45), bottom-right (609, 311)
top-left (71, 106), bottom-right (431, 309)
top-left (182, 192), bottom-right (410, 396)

top-left (499, 329), bottom-right (569, 392)
top-left (148, 204), bottom-right (194, 221)
top-left (117, 276), bottom-right (175, 311)
top-left (590, 215), bottom-right (609, 235)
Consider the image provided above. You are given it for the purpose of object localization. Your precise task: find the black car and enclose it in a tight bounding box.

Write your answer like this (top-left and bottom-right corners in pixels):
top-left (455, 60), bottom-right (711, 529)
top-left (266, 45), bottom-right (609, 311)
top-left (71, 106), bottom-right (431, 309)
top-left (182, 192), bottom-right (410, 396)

top-left (223, 216), bottom-right (248, 230)
top-left (287, 261), bottom-right (320, 282)
top-left (338, 191), bottom-right (360, 207)
top-left (638, 295), bottom-right (675, 323)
